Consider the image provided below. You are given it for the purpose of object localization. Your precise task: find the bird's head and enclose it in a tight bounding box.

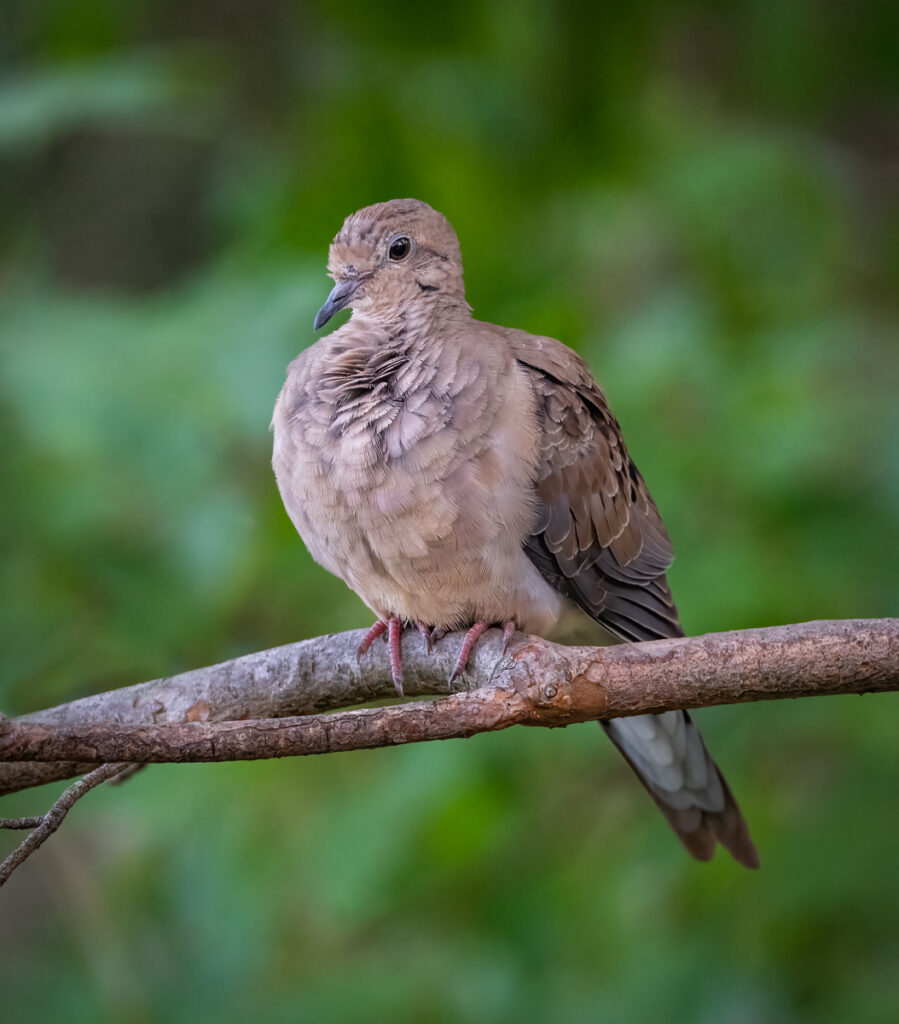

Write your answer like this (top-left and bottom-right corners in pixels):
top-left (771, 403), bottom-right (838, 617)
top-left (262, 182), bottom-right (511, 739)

top-left (313, 199), bottom-right (467, 330)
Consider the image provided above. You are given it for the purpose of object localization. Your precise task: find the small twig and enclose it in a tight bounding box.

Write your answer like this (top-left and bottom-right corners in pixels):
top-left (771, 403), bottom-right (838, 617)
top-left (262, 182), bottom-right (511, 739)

top-left (0, 762), bottom-right (129, 887)
top-left (106, 763), bottom-right (146, 786)
top-left (0, 816), bottom-right (44, 830)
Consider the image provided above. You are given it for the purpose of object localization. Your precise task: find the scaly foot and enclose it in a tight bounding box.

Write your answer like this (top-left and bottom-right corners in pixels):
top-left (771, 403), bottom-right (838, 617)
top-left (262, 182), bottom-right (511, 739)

top-left (359, 618), bottom-right (521, 693)
top-left (448, 620), bottom-right (518, 683)
top-left (357, 620), bottom-right (387, 659)
top-left (502, 620), bottom-right (516, 654)
top-left (387, 617), bottom-right (404, 696)
top-left (357, 617), bottom-right (433, 697)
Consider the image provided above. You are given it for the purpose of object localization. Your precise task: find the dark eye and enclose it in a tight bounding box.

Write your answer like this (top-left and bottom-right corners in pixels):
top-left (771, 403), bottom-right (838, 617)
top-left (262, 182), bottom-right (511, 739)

top-left (388, 236), bottom-right (411, 261)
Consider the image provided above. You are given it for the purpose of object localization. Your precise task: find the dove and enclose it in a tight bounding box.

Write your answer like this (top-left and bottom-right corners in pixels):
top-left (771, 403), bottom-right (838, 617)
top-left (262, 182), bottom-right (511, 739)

top-left (272, 198), bottom-right (758, 867)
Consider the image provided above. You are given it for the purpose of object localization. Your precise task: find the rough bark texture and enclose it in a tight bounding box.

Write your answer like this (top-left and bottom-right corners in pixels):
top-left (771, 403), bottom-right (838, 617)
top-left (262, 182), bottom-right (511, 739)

top-left (0, 763), bottom-right (129, 886)
top-left (1, 620), bottom-right (896, 793)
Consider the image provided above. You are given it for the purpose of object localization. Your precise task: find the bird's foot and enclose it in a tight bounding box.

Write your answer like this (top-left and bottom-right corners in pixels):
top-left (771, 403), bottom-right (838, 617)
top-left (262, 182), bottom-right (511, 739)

top-left (387, 617), bottom-right (404, 696)
top-left (501, 620), bottom-right (517, 654)
top-left (356, 619), bottom-right (388, 659)
top-left (359, 618), bottom-right (521, 693)
top-left (448, 620), bottom-right (519, 683)
top-left (356, 617), bottom-right (406, 697)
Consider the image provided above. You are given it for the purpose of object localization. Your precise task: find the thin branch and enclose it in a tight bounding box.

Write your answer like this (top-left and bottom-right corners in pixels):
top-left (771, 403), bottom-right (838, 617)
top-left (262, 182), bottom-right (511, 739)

top-left (0, 816), bottom-right (44, 830)
top-left (0, 619), bottom-right (896, 772)
top-left (0, 763), bottom-right (129, 887)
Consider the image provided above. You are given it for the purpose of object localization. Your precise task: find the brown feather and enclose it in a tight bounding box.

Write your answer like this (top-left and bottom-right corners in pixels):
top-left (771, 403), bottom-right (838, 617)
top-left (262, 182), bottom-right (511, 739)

top-left (509, 330), bottom-right (757, 867)
top-left (273, 198), bottom-right (757, 868)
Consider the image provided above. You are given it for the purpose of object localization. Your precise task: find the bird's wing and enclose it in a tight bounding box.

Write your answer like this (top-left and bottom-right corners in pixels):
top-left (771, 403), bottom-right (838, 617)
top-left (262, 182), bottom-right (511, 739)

top-left (511, 330), bottom-right (758, 868)
top-left (509, 331), bottom-right (681, 643)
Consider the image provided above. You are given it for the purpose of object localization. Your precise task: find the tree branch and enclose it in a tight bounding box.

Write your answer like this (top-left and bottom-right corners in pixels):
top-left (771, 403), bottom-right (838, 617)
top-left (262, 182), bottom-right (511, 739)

top-left (0, 763), bottom-right (129, 887)
top-left (1, 618), bottom-right (895, 888)
top-left (1, 619), bottom-right (896, 776)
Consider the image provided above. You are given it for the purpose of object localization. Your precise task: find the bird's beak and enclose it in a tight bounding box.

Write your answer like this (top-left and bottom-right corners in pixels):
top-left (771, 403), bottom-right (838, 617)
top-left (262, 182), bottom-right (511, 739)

top-left (313, 278), bottom-right (359, 330)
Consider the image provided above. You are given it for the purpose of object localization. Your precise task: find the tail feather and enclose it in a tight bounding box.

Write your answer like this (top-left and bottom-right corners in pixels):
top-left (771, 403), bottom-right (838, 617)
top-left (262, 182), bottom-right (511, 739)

top-left (601, 710), bottom-right (759, 869)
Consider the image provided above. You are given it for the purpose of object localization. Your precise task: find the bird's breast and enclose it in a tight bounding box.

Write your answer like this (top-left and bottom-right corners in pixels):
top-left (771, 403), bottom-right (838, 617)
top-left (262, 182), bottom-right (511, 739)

top-left (272, 337), bottom-right (545, 624)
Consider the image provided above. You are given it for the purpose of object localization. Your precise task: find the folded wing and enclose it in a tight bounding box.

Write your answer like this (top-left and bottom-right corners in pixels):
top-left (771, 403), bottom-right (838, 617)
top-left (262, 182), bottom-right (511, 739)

top-left (511, 331), bottom-right (758, 867)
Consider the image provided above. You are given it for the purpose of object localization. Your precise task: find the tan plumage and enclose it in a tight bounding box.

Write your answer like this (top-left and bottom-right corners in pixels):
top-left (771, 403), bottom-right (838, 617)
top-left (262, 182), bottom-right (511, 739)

top-left (272, 198), bottom-right (758, 868)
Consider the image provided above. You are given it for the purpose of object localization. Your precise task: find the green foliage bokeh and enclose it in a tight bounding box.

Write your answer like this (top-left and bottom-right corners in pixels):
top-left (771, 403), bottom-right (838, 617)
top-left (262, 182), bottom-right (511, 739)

top-left (1, 3), bottom-right (897, 1022)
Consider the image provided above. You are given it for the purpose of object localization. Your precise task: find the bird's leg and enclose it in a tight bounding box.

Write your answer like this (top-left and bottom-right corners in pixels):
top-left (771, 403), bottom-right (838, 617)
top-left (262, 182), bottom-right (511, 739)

top-left (368, 618), bottom-right (521, 689)
top-left (357, 617), bottom-right (408, 697)
top-left (449, 620), bottom-right (520, 682)
top-left (356, 619), bottom-right (388, 660)
top-left (387, 617), bottom-right (404, 697)
top-left (449, 622), bottom-right (488, 683)
top-left (357, 617), bottom-right (406, 696)
top-left (502, 620), bottom-right (517, 654)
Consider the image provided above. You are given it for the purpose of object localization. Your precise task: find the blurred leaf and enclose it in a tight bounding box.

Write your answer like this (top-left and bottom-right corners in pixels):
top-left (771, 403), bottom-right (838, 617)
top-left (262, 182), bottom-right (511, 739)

top-left (0, 2), bottom-right (897, 1022)
top-left (0, 48), bottom-right (223, 152)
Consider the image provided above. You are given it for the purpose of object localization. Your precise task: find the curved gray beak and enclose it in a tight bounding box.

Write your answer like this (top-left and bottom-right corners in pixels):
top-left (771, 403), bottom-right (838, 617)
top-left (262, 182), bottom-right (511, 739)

top-left (313, 279), bottom-right (359, 330)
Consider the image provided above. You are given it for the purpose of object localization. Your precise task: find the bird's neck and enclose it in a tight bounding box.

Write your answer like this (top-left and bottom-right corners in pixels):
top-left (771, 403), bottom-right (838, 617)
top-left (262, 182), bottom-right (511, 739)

top-left (319, 300), bottom-right (474, 432)
top-left (353, 294), bottom-right (472, 347)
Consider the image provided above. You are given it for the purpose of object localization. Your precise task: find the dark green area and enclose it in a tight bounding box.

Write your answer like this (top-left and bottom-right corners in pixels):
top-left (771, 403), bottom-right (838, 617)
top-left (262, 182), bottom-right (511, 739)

top-left (1, 2), bottom-right (897, 1021)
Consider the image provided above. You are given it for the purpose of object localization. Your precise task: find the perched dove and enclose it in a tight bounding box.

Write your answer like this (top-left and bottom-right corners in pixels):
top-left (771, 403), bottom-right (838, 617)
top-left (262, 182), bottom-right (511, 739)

top-left (272, 199), bottom-right (758, 867)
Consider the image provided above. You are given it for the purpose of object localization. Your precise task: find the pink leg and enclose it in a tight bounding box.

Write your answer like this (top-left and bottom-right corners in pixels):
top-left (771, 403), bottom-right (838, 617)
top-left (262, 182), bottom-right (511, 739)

top-left (448, 620), bottom-right (520, 682)
top-left (502, 620), bottom-right (517, 654)
top-left (357, 616), bottom-right (407, 697)
top-left (450, 622), bottom-right (488, 683)
top-left (361, 618), bottom-right (520, 692)
top-left (357, 619), bottom-right (387, 660)
top-left (388, 617), bottom-right (404, 696)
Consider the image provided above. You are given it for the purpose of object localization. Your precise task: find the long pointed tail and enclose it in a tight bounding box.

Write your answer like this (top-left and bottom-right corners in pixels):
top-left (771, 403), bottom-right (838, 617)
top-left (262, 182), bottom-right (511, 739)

top-left (601, 710), bottom-right (759, 868)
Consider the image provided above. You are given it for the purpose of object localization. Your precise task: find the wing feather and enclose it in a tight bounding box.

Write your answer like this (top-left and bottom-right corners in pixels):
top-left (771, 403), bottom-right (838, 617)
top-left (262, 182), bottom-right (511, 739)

top-left (509, 329), bottom-right (758, 868)
top-left (510, 332), bottom-right (681, 643)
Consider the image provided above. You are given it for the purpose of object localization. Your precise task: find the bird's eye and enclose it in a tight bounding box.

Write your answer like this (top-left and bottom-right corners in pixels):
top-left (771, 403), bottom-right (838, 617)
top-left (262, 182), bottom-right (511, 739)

top-left (388, 236), bottom-right (411, 261)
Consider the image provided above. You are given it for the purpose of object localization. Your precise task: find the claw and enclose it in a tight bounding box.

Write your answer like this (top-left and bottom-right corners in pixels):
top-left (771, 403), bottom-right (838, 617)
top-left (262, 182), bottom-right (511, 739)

top-left (449, 622), bottom-right (488, 683)
top-left (388, 616), bottom-right (404, 697)
top-left (361, 617), bottom-right (517, 694)
top-left (502, 620), bottom-right (517, 654)
top-left (357, 619), bottom-right (387, 661)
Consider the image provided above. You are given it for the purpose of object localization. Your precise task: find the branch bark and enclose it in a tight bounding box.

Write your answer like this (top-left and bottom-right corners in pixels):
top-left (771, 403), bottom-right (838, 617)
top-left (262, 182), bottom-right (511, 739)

top-left (0, 763), bottom-right (129, 886)
top-left (1, 620), bottom-right (896, 784)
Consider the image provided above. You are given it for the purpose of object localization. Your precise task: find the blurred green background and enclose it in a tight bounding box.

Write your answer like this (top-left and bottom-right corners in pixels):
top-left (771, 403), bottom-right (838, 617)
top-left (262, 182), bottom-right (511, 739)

top-left (1, 2), bottom-right (897, 1021)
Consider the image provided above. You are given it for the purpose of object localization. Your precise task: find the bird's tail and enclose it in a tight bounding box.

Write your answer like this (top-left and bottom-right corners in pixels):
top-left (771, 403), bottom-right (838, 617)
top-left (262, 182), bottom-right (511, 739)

top-left (601, 710), bottom-right (759, 868)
